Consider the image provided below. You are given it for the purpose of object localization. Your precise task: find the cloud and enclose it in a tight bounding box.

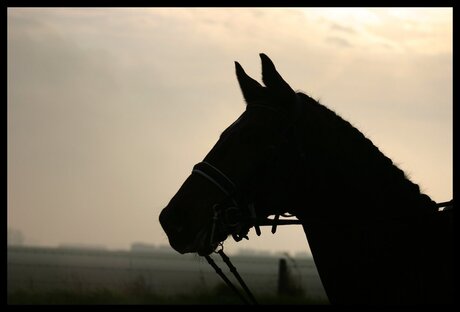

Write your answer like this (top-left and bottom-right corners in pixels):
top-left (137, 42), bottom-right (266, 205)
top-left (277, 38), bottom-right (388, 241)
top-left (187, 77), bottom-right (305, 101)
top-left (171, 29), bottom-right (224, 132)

top-left (330, 22), bottom-right (356, 34)
top-left (325, 36), bottom-right (353, 48)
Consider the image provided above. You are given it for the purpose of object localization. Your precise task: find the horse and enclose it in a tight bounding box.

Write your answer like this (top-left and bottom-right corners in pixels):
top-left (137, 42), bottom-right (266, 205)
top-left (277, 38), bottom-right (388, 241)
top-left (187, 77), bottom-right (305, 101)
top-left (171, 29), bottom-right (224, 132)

top-left (159, 53), bottom-right (453, 304)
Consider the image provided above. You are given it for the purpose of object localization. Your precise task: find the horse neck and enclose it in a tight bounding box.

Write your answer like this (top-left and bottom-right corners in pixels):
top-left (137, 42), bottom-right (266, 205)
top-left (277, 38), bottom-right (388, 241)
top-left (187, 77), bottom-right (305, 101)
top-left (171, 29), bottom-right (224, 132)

top-left (291, 96), bottom-right (437, 221)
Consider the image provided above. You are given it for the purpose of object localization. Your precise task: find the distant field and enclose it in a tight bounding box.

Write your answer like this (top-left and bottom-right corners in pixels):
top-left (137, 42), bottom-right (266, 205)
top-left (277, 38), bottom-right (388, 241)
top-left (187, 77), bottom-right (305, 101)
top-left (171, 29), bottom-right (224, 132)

top-left (8, 245), bottom-right (329, 304)
top-left (8, 286), bottom-right (329, 305)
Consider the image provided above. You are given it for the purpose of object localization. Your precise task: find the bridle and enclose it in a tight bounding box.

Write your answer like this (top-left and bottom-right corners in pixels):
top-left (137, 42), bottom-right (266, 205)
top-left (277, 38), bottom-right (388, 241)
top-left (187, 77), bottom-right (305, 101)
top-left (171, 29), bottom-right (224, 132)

top-left (188, 102), bottom-right (454, 305)
top-left (192, 161), bottom-right (302, 244)
top-left (192, 160), bottom-right (301, 305)
top-left (193, 161), bottom-right (258, 244)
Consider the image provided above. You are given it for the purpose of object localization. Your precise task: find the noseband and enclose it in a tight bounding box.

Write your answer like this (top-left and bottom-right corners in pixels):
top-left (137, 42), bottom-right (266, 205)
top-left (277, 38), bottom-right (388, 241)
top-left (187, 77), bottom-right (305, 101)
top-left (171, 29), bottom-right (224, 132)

top-left (192, 161), bottom-right (262, 245)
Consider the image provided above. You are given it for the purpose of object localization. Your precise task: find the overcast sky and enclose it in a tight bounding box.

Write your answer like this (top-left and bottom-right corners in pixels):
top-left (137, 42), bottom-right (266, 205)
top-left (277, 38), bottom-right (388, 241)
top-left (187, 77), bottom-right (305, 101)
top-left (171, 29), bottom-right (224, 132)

top-left (7, 8), bottom-right (452, 256)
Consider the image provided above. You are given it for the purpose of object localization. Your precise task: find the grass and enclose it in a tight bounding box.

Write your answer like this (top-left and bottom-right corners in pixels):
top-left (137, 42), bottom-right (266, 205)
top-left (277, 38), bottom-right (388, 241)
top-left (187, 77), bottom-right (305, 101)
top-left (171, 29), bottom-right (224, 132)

top-left (7, 284), bottom-right (329, 305)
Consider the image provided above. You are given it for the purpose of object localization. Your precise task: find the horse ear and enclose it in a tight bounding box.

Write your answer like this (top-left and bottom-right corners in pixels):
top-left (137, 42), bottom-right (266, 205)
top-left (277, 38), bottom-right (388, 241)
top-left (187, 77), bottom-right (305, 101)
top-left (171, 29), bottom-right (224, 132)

top-left (260, 53), bottom-right (296, 100)
top-left (235, 61), bottom-right (266, 105)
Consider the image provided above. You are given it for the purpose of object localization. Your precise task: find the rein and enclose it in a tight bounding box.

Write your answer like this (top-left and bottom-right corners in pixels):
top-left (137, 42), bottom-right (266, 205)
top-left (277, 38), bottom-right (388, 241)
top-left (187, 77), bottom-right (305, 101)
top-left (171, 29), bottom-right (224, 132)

top-left (193, 161), bottom-right (302, 305)
top-left (204, 246), bottom-right (258, 305)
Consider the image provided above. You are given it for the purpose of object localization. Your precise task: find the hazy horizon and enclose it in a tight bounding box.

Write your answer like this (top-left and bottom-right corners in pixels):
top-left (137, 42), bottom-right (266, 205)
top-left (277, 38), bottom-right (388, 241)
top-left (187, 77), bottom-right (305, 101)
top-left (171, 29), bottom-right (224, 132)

top-left (8, 8), bottom-right (452, 256)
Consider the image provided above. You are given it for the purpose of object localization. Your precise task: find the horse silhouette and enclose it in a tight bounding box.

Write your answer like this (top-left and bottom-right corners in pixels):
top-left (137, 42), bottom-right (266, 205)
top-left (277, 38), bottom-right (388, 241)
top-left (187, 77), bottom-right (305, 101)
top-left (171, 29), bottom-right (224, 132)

top-left (159, 53), bottom-right (453, 304)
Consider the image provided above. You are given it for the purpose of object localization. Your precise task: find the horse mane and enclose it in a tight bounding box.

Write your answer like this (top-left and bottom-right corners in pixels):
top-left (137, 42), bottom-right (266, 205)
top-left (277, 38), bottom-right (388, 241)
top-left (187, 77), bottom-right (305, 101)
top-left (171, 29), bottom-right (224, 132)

top-left (295, 92), bottom-right (437, 216)
top-left (291, 93), bottom-right (451, 305)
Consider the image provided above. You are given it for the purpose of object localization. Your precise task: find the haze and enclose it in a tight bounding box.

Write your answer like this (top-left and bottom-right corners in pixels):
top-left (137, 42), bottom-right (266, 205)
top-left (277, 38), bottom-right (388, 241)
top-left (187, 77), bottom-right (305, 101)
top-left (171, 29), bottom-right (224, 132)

top-left (7, 8), bottom-right (452, 255)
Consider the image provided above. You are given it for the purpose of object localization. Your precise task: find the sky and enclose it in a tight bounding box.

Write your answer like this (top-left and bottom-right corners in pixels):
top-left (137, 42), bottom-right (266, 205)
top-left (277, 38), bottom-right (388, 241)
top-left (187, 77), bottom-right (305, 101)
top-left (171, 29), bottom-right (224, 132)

top-left (7, 8), bottom-right (452, 256)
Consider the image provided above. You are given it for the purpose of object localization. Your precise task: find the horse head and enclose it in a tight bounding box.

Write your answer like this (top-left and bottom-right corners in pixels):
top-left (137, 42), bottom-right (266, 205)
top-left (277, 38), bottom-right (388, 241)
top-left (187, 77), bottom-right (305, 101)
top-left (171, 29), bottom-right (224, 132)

top-left (159, 54), bottom-right (308, 256)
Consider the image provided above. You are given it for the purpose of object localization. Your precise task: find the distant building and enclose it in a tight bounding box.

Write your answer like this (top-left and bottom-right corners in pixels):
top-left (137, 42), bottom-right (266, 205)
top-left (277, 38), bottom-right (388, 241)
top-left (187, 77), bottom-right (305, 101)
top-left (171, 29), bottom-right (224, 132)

top-left (58, 243), bottom-right (107, 251)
